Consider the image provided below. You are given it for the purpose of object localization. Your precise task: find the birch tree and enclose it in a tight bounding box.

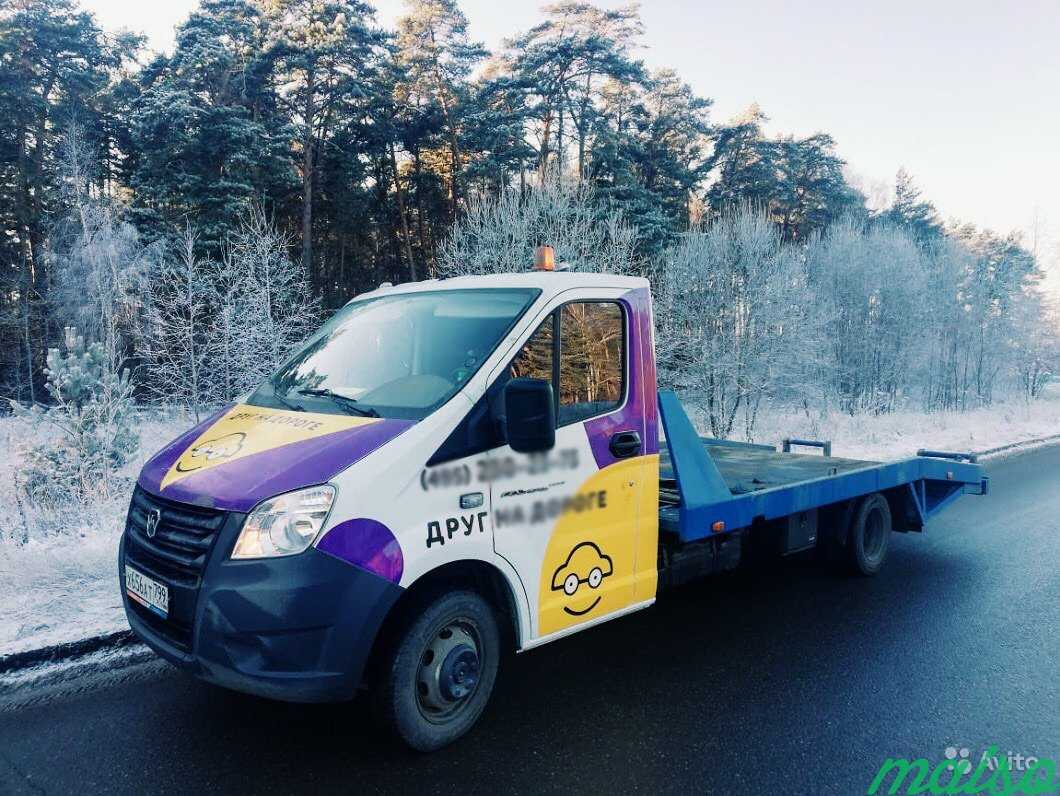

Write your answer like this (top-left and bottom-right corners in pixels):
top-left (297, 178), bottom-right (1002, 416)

top-left (218, 207), bottom-right (319, 391)
top-left (143, 226), bottom-right (211, 417)
top-left (656, 204), bottom-right (819, 438)
top-left (804, 220), bottom-right (927, 414)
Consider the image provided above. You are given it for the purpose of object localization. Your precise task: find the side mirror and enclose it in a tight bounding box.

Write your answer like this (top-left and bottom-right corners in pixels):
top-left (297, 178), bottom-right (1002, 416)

top-left (503, 377), bottom-right (556, 453)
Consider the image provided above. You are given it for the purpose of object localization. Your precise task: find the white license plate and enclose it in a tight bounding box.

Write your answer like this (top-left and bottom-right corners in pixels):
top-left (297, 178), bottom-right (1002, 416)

top-left (125, 564), bottom-right (169, 618)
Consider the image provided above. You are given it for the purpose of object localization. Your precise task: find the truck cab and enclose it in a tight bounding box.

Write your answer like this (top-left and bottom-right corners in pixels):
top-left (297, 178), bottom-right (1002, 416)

top-left (120, 268), bottom-right (985, 751)
top-left (122, 271), bottom-right (663, 748)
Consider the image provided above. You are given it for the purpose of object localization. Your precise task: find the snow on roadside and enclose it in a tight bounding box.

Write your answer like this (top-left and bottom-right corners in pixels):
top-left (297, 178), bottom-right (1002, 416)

top-left (0, 410), bottom-right (191, 657)
top-left (727, 386), bottom-right (1060, 462)
top-left (1, 394), bottom-right (1057, 658)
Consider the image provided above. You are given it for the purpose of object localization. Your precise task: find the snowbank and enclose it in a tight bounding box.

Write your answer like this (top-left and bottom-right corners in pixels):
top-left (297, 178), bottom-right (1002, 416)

top-left (1, 395), bottom-right (1057, 657)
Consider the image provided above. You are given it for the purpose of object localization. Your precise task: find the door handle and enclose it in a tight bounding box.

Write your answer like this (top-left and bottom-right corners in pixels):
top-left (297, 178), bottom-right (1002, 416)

top-left (609, 430), bottom-right (642, 459)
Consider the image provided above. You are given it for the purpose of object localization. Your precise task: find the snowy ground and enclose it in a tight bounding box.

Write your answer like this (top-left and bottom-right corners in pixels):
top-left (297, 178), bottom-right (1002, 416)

top-left (1, 393), bottom-right (1058, 658)
top-left (725, 386), bottom-right (1060, 461)
top-left (0, 410), bottom-right (191, 658)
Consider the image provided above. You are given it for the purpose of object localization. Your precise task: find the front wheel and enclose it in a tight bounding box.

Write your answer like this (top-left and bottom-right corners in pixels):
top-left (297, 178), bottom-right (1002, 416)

top-left (847, 493), bottom-right (892, 576)
top-left (372, 590), bottom-right (500, 752)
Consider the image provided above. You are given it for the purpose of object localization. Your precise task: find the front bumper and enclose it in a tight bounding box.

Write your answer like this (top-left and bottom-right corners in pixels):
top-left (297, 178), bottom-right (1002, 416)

top-left (120, 525), bottom-right (403, 703)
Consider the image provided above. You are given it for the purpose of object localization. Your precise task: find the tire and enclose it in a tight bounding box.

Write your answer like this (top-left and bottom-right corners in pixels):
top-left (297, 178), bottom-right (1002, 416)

top-left (372, 590), bottom-right (500, 752)
top-left (847, 493), bottom-right (892, 576)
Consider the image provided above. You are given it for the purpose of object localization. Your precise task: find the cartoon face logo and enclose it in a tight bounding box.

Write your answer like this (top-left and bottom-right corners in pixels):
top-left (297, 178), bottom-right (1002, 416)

top-left (175, 432), bottom-right (247, 473)
top-left (550, 542), bottom-right (613, 616)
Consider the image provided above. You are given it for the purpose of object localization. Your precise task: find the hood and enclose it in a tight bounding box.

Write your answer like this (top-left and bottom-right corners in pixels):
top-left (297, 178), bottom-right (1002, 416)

top-left (138, 404), bottom-right (414, 512)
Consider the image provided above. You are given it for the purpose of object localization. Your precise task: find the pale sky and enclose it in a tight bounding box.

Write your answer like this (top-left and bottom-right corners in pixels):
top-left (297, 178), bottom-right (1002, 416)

top-left (83, 0), bottom-right (1060, 296)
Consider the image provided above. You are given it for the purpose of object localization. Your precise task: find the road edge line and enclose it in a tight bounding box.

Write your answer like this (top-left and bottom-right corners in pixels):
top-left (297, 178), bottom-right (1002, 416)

top-left (0, 629), bottom-right (136, 675)
top-left (975, 433), bottom-right (1060, 460)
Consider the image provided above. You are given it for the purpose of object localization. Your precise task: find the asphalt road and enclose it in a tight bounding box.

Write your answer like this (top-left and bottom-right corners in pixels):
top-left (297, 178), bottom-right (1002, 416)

top-left (2, 446), bottom-right (1058, 795)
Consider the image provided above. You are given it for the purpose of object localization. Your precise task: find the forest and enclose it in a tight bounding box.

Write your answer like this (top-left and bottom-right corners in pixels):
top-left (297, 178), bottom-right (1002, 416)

top-left (1, 0), bottom-right (1056, 446)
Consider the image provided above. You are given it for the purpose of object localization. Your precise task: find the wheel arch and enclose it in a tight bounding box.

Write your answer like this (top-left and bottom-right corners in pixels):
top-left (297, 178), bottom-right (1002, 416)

top-left (368, 558), bottom-right (526, 684)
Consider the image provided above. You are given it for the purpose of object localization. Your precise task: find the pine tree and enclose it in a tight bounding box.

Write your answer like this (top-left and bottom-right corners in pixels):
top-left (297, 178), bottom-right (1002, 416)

top-left (593, 68), bottom-right (712, 253)
top-left (706, 108), bottom-right (864, 240)
top-left (127, 0), bottom-right (297, 252)
top-left (771, 133), bottom-right (865, 241)
top-left (16, 327), bottom-right (139, 512)
top-left (268, 0), bottom-right (385, 276)
top-left (394, 0), bottom-right (486, 220)
top-left (881, 168), bottom-right (943, 245)
top-left (704, 104), bottom-right (780, 216)
top-left (502, 2), bottom-right (645, 181)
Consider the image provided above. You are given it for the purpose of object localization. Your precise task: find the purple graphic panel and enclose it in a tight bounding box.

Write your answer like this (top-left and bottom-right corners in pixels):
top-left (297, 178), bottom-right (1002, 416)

top-left (317, 518), bottom-right (404, 583)
top-left (584, 287), bottom-right (659, 469)
top-left (138, 418), bottom-right (413, 512)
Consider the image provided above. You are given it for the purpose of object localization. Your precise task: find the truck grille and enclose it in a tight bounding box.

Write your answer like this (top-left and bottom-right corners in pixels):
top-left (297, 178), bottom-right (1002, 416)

top-left (126, 486), bottom-right (227, 586)
top-left (124, 486), bottom-right (228, 652)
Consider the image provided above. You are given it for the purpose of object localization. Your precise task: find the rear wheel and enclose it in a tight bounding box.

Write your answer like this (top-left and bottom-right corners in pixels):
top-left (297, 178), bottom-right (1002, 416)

top-left (372, 590), bottom-right (500, 752)
top-left (847, 493), bottom-right (892, 576)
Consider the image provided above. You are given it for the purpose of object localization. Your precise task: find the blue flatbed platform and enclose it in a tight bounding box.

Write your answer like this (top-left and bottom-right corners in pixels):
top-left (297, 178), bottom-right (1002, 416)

top-left (657, 391), bottom-right (988, 542)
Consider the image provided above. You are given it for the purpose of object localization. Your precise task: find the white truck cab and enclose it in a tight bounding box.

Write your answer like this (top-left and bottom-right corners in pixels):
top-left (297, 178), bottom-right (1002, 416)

top-left (122, 269), bottom-right (662, 750)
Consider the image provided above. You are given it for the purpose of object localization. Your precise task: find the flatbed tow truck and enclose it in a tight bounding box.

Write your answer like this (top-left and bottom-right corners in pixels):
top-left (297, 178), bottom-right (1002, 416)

top-left (121, 256), bottom-right (988, 750)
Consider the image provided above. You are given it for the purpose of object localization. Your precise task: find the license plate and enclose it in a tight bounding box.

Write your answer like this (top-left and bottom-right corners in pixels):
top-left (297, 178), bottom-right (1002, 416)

top-left (125, 564), bottom-right (169, 618)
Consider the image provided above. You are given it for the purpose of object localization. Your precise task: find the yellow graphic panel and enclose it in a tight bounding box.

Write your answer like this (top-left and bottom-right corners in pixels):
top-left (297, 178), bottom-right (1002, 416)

top-left (632, 454), bottom-right (660, 603)
top-left (538, 456), bottom-right (658, 636)
top-left (160, 404), bottom-right (378, 489)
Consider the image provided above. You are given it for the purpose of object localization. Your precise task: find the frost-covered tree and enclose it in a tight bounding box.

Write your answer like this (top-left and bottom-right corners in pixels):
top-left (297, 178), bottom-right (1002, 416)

top-left (215, 207), bottom-right (319, 393)
top-left (949, 224), bottom-right (1038, 405)
top-left (437, 178), bottom-right (637, 276)
top-left (204, 244), bottom-right (249, 406)
top-left (143, 226), bottom-right (212, 417)
top-left (804, 220), bottom-right (927, 414)
top-left (144, 209), bottom-right (318, 411)
top-left (1008, 288), bottom-right (1056, 400)
top-left (656, 204), bottom-right (820, 438)
top-left (49, 124), bottom-right (161, 371)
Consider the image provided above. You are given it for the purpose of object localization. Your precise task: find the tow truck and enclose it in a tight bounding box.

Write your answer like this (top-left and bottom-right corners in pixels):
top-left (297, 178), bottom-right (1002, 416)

top-left (121, 250), bottom-right (988, 750)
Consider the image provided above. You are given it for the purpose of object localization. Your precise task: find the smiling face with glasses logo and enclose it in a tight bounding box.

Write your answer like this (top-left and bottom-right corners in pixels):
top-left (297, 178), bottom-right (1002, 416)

top-left (550, 542), bottom-right (614, 616)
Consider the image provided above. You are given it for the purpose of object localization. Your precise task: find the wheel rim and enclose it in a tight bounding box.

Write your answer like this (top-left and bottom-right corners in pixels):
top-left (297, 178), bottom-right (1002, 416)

top-left (415, 619), bottom-right (483, 724)
top-left (863, 506), bottom-right (887, 562)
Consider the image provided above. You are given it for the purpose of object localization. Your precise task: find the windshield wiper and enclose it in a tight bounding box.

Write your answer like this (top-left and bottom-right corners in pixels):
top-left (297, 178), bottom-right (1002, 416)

top-left (270, 389), bottom-right (305, 412)
top-left (295, 387), bottom-right (380, 418)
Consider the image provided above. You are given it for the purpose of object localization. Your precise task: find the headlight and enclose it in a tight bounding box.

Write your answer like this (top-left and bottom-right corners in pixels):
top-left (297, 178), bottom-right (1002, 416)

top-left (231, 485), bottom-right (336, 559)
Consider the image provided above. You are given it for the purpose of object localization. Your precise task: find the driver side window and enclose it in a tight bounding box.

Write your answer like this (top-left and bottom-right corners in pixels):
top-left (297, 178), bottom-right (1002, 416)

top-left (509, 315), bottom-right (555, 385)
top-left (426, 301), bottom-right (625, 465)
top-left (507, 301), bottom-right (625, 427)
top-left (557, 302), bottom-right (624, 425)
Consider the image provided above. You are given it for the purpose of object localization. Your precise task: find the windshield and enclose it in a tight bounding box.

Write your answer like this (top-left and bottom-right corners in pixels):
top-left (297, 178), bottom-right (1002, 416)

top-left (248, 288), bottom-right (540, 420)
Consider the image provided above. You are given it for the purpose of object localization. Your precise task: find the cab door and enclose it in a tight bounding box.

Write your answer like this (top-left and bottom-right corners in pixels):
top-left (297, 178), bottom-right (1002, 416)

top-left (489, 292), bottom-right (650, 640)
